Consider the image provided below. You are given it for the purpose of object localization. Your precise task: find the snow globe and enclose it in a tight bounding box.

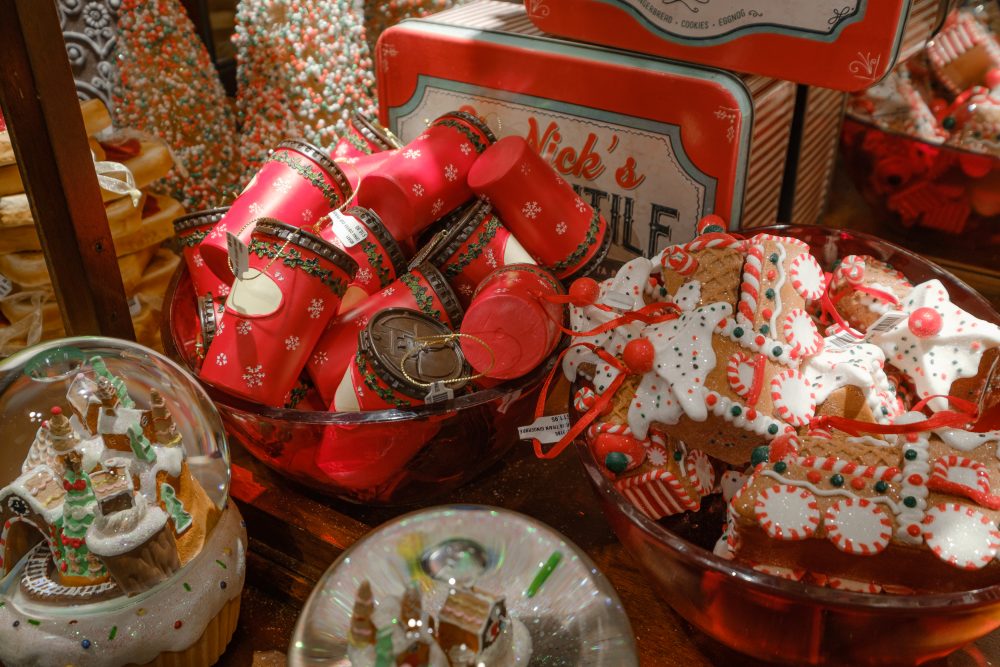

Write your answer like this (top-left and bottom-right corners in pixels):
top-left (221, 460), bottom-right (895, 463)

top-left (288, 505), bottom-right (638, 666)
top-left (0, 337), bottom-right (246, 666)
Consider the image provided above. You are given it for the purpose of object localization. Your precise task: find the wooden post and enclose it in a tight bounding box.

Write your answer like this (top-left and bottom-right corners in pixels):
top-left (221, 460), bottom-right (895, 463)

top-left (0, 0), bottom-right (135, 339)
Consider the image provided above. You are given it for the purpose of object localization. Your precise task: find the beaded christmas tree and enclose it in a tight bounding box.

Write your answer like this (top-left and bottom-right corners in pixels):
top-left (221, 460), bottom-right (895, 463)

top-left (233, 0), bottom-right (377, 177)
top-left (55, 453), bottom-right (105, 581)
top-left (113, 0), bottom-right (241, 210)
top-left (363, 0), bottom-right (463, 55)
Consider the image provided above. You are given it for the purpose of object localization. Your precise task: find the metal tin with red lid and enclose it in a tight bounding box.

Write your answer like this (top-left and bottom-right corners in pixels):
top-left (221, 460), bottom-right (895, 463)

top-left (318, 205), bottom-right (409, 306)
top-left (173, 207), bottom-right (230, 299)
top-left (414, 198), bottom-right (535, 304)
top-left (468, 135), bottom-right (610, 280)
top-left (199, 219), bottom-right (359, 407)
top-left (332, 307), bottom-right (470, 411)
top-left (199, 139), bottom-right (354, 282)
top-left (306, 262), bottom-right (465, 404)
top-left (357, 110), bottom-right (497, 244)
top-left (459, 263), bottom-right (565, 380)
top-left (377, 1), bottom-right (796, 258)
top-left (525, 0), bottom-right (951, 92)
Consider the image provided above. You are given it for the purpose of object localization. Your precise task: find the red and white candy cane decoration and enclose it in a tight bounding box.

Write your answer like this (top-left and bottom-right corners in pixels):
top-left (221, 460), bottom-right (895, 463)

top-left (928, 456), bottom-right (1000, 511)
top-left (727, 351), bottom-right (765, 407)
top-left (616, 468), bottom-right (699, 519)
top-left (789, 252), bottom-right (825, 301)
top-left (754, 484), bottom-right (820, 541)
top-left (738, 243), bottom-right (764, 322)
top-left (824, 498), bottom-right (893, 556)
top-left (797, 456), bottom-right (901, 482)
top-left (685, 448), bottom-right (715, 496)
top-left (664, 247), bottom-right (698, 275)
top-left (923, 503), bottom-right (1000, 570)
top-left (770, 368), bottom-right (816, 428)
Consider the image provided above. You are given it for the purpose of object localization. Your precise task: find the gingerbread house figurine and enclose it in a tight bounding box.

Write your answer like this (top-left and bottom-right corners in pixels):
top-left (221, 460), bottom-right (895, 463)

top-left (150, 389), bottom-right (181, 446)
top-left (348, 580), bottom-right (377, 648)
top-left (436, 587), bottom-right (508, 666)
top-left (89, 459), bottom-right (135, 516)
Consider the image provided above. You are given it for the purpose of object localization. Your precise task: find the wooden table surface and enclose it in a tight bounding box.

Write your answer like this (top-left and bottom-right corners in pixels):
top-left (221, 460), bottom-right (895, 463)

top-left (214, 172), bottom-right (1000, 666)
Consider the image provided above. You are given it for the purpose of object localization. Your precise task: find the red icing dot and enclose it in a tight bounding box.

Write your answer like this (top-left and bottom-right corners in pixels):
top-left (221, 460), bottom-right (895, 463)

top-left (623, 338), bottom-right (655, 374)
top-left (986, 68), bottom-right (1000, 90)
top-left (907, 524), bottom-right (921, 537)
top-left (807, 471), bottom-right (822, 483)
top-left (569, 278), bottom-right (600, 306)
top-left (766, 269), bottom-right (776, 280)
top-left (762, 308), bottom-right (773, 320)
top-left (746, 408), bottom-right (757, 420)
top-left (908, 307), bottom-right (942, 338)
top-left (851, 477), bottom-right (866, 490)
top-left (907, 474), bottom-right (924, 486)
top-left (755, 335), bottom-right (765, 346)
top-left (706, 393), bottom-right (718, 407)
top-left (174, 620), bottom-right (183, 630)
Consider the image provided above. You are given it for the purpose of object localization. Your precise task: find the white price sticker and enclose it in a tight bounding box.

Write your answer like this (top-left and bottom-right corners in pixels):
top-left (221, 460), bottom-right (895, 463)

top-left (226, 232), bottom-right (250, 278)
top-left (330, 210), bottom-right (368, 247)
top-left (0, 272), bottom-right (12, 298)
top-left (518, 413), bottom-right (571, 444)
top-left (866, 311), bottom-right (907, 338)
top-left (825, 328), bottom-right (862, 351)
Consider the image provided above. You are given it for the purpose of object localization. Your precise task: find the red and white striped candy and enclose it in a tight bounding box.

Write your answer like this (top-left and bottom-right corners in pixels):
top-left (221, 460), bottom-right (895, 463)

top-left (616, 469), bottom-right (698, 520)
top-left (685, 448), bottom-right (715, 496)
top-left (789, 253), bottom-right (825, 301)
top-left (752, 563), bottom-right (806, 581)
top-left (754, 484), bottom-right (820, 541)
top-left (923, 503), bottom-right (1000, 570)
top-left (738, 243), bottom-right (764, 322)
top-left (782, 308), bottom-right (823, 357)
top-left (827, 577), bottom-right (881, 594)
top-left (664, 247), bottom-right (698, 275)
top-left (574, 386), bottom-right (598, 413)
top-left (834, 255), bottom-right (866, 287)
top-left (770, 369), bottom-right (816, 428)
top-left (727, 351), bottom-right (756, 399)
top-left (824, 497), bottom-right (892, 556)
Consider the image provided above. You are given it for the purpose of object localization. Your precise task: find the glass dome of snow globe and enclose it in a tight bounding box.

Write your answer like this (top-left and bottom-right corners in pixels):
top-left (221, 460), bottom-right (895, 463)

top-left (0, 337), bottom-right (245, 667)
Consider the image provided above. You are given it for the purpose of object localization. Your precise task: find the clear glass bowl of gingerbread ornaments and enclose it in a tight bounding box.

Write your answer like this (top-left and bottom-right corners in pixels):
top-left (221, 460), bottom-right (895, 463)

top-left (163, 266), bottom-right (555, 505)
top-left (0, 337), bottom-right (246, 666)
top-left (575, 225), bottom-right (1000, 666)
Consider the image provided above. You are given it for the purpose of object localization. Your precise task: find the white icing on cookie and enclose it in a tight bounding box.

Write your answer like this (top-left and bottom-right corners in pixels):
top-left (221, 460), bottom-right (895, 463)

top-left (867, 280), bottom-right (1000, 411)
top-left (934, 428), bottom-right (1000, 461)
top-left (895, 412), bottom-right (932, 545)
top-left (801, 339), bottom-right (902, 423)
top-left (824, 498), bottom-right (892, 555)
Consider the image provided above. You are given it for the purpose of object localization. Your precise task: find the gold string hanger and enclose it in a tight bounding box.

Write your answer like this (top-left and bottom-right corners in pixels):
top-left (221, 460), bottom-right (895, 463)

top-left (398, 333), bottom-right (495, 388)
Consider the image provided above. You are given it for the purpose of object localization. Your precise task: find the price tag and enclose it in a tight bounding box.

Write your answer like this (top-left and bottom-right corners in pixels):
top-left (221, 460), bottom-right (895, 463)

top-left (601, 290), bottom-right (634, 311)
top-left (518, 413), bottom-right (570, 444)
top-left (226, 232), bottom-right (250, 278)
top-left (330, 210), bottom-right (368, 247)
top-left (0, 272), bottom-right (12, 298)
top-left (865, 311), bottom-right (907, 338)
top-left (824, 327), bottom-right (863, 351)
top-left (424, 381), bottom-right (455, 404)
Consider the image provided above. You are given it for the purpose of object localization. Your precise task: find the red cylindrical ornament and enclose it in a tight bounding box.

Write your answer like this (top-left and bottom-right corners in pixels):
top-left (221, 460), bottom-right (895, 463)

top-left (414, 198), bottom-right (535, 305)
top-left (174, 207), bottom-right (232, 300)
top-left (199, 139), bottom-right (353, 282)
top-left (332, 111), bottom-right (400, 160)
top-left (331, 308), bottom-right (469, 412)
top-left (306, 263), bottom-right (464, 404)
top-left (357, 110), bottom-right (496, 243)
top-left (459, 263), bottom-right (565, 380)
top-left (199, 219), bottom-right (358, 407)
top-left (467, 135), bottom-right (610, 280)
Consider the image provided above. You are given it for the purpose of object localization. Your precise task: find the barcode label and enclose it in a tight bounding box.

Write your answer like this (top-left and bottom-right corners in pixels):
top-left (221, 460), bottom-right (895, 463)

top-left (518, 413), bottom-right (571, 443)
top-left (227, 232), bottom-right (250, 278)
top-left (424, 381), bottom-right (455, 404)
top-left (330, 210), bottom-right (368, 247)
top-left (866, 311), bottom-right (907, 337)
top-left (825, 327), bottom-right (863, 351)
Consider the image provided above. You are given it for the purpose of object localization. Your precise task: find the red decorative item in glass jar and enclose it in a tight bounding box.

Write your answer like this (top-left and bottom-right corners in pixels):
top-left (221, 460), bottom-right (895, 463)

top-left (199, 139), bottom-right (353, 281)
top-left (173, 207), bottom-right (230, 300)
top-left (357, 110), bottom-right (496, 244)
top-left (199, 219), bottom-right (358, 407)
top-left (467, 135), bottom-right (610, 280)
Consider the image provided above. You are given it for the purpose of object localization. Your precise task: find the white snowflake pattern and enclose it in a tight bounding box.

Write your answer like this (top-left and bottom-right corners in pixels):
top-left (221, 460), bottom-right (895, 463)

top-left (486, 248), bottom-right (498, 269)
top-left (555, 221), bottom-right (568, 235)
top-left (335, 143), bottom-right (349, 157)
top-left (356, 315), bottom-right (370, 329)
top-left (272, 177), bottom-right (293, 194)
top-left (412, 183), bottom-right (425, 197)
top-left (307, 298), bottom-right (325, 319)
top-left (302, 209), bottom-right (315, 223)
top-left (459, 283), bottom-right (474, 296)
top-left (460, 143), bottom-right (472, 156)
top-left (243, 364), bottom-right (265, 388)
top-left (431, 199), bottom-right (445, 216)
top-left (444, 164), bottom-right (458, 182)
top-left (416, 133), bottom-right (430, 141)
top-left (382, 287), bottom-right (395, 297)
top-left (574, 198), bottom-right (588, 213)
top-left (273, 270), bottom-right (285, 282)
top-left (339, 156), bottom-right (359, 165)
top-left (285, 336), bottom-right (300, 351)
top-left (215, 353), bottom-right (228, 366)
top-left (218, 284), bottom-right (231, 297)
top-left (648, 447), bottom-right (668, 467)
top-left (216, 319), bottom-right (225, 335)
top-left (522, 201), bottom-right (542, 219)
top-left (193, 254), bottom-right (205, 267)
top-left (356, 267), bottom-right (373, 284)
top-left (403, 149), bottom-right (422, 160)
top-left (237, 320), bottom-right (252, 335)
top-left (312, 351), bottom-right (328, 365)
top-left (248, 202), bottom-right (264, 217)
top-left (520, 163), bottom-right (531, 176)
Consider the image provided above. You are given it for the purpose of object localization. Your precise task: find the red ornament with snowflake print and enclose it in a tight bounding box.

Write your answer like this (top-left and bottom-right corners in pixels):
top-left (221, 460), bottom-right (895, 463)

top-left (173, 207), bottom-right (231, 301)
top-left (467, 135), bottom-right (609, 280)
top-left (199, 219), bottom-right (358, 407)
top-left (199, 140), bottom-right (353, 281)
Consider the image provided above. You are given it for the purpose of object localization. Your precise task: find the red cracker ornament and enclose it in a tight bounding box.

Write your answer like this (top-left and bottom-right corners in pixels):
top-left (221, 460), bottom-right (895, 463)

top-left (307, 263), bottom-right (464, 404)
top-left (199, 219), bottom-right (358, 407)
top-left (200, 140), bottom-right (353, 281)
top-left (357, 110), bottom-right (496, 244)
top-left (468, 135), bottom-right (610, 280)
top-left (173, 208), bottom-right (230, 301)
top-left (332, 111), bottom-right (400, 160)
top-left (459, 264), bottom-right (565, 380)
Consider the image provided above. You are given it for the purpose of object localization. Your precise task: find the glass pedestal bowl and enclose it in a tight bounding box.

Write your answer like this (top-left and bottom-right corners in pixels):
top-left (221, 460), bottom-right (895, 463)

top-left (577, 225), bottom-right (1000, 666)
top-left (163, 267), bottom-right (552, 505)
top-left (288, 505), bottom-right (638, 666)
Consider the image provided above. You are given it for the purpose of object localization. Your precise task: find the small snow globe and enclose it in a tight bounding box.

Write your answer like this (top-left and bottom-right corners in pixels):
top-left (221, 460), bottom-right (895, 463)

top-left (0, 337), bottom-right (246, 667)
top-left (289, 505), bottom-right (638, 667)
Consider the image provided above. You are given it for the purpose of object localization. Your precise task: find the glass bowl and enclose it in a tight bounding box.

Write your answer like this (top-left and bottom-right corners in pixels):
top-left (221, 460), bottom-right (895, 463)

top-left (163, 267), bottom-right (553, 505)
top-left (288, 505), bottom-right (638, 666)
top-left (0, 337), bottom-right (245, 666)
top-left (576, 225), bottom-right (1000, 666)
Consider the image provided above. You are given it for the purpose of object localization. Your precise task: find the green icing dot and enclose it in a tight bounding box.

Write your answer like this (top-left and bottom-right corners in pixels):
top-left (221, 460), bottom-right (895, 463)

top-left (605, 452), bottom-right (628, 474)
top-left (903, 496), bottom-right (918, 508)
top-left (769, 253), bottom-right (779, 264)
top-left (772, 346), bottom-right (782, 357)
top-left (750, 446), bottom-right (770, 466)
top-left (942, 116), bottom-right (956, 130)
top-left (765, 288), bottom-right (775, 299)
top-left (830, 474), bottom-right (845, 487)
top-left (730, 405), bottom-right (742, 417)
top-left (733, 327), bottom-right (744, 338)
top-left (874, 481), bottom-right (889, 493)
top-left (760, 325), bottom-right (770, 335)
top-left (773, 461), bottom-right (788, 473)
top-left (767, 424), bottom-right (779, 435)
top-left (904, 449), bottom-right (918, 461)
top-left (673, 450), bottom-right (683, 461)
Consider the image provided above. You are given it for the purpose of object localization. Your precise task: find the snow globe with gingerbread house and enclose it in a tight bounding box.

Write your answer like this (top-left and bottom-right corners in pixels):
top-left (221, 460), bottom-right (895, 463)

top-left (0, 337), bottom-right (246, 667)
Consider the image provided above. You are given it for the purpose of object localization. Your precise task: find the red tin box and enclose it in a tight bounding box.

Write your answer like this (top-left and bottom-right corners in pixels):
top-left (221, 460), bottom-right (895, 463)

top-left (376, 0), bottom-right (796, 260)
top-left (525, 0), bottom-right (952, 92)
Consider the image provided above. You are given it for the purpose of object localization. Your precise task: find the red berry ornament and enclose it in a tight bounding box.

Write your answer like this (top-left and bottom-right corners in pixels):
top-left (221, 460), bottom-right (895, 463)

top-left (908, 307), bottom-right (942, 338)
top-left (696, 214), bottom-right (727, 235)
top-left (593, 432), bottom-right (646, 472)
top-left (568, 277), bottom-right (600, 307)
top-left (623, 338), bottom-right (655, 374)
top-left (985, 68), bottom-right (1000, 91)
